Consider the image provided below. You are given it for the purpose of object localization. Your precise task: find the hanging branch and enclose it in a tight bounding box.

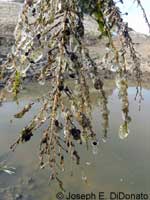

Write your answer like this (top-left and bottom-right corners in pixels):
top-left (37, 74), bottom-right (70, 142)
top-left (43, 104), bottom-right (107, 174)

top-left (0, 0), bottom-right (147, 187)
top-left (135, 0), bottom-right (150, 33)
top-left (4, 0), bottom-right (107, 186)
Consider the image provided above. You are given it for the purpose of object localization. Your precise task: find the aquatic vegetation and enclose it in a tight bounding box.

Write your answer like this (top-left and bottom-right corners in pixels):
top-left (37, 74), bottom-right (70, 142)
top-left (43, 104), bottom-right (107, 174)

top-left (0, 0), bottom-right (148, 188)
top-left (14, 102), bottom-right (34, 118)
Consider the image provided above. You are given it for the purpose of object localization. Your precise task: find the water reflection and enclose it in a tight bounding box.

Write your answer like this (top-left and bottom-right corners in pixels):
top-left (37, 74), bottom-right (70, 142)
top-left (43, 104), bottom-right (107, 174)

top-left (0, 83), bottom-right (150, 199)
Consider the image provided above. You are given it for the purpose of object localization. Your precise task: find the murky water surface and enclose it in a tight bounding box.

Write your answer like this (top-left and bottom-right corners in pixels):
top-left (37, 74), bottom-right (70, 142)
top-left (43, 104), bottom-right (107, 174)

top-left (0, 84), bottom-right (150, 200)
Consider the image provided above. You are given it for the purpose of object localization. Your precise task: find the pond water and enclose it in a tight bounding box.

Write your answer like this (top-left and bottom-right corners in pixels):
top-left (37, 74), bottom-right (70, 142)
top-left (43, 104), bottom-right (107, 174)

top-left (0, 83), bottom-right (150, 200)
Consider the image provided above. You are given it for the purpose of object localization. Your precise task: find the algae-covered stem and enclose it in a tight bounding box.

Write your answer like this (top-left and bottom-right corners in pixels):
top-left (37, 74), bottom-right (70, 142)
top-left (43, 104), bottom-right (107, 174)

top-left (0, 0), bottom-right (149, 189)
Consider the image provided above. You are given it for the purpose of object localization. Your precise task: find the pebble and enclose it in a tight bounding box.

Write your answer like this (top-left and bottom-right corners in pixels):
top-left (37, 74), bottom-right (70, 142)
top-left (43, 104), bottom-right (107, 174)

top-left (15, 193), bottom-right (23, 200)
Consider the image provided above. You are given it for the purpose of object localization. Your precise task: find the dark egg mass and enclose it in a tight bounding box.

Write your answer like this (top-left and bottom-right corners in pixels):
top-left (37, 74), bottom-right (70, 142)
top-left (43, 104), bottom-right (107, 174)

top-left (70, 128), bottom-right (81, 140)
